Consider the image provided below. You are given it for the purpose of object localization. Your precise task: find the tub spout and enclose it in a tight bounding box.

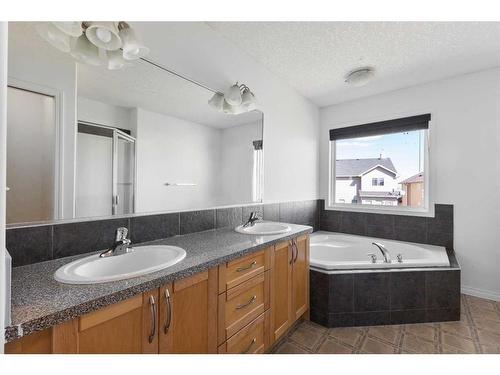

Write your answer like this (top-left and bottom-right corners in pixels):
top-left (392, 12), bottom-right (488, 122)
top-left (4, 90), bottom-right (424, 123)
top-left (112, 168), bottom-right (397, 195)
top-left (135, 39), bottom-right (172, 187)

top-left (372, 242), bottom-right (391, 263)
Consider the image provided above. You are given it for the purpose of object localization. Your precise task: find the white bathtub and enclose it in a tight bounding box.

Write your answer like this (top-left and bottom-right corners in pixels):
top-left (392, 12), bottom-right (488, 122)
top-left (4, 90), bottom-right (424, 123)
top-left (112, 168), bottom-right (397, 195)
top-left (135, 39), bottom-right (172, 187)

top-left (310, 231), bottom-right (450, 271)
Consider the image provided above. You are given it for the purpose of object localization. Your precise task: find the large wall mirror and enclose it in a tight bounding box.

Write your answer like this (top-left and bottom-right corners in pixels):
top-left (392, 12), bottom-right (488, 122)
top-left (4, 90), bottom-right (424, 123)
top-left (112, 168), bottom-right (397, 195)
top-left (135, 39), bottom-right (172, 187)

top-left (6, 22), bottom-right (264, 225)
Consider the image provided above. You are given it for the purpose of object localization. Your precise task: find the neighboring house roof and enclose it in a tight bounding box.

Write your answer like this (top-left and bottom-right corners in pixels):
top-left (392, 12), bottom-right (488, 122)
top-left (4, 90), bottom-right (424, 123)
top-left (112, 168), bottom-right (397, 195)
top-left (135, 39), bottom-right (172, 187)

top-left (336, 158), bottom-right (397, 177)
top-left (359, 190), bottom-right (401, 199)
top-left (401, 172), bottom-right (424, 184)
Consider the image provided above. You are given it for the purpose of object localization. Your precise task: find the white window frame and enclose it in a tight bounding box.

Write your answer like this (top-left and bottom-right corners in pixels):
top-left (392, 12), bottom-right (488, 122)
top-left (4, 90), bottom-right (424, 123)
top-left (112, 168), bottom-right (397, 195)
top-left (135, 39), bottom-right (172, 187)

top-left (327, 117), bottom-right (432, 217)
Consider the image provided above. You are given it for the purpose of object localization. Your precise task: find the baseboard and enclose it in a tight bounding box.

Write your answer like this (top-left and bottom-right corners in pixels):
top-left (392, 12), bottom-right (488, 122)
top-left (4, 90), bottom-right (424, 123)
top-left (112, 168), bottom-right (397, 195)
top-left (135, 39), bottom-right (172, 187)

top-left (461, 285), bottom-right (500, 302)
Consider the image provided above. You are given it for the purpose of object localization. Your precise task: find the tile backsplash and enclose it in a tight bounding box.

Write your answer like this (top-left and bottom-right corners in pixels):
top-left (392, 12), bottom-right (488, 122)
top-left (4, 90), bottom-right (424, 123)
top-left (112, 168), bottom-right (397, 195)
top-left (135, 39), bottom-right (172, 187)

top-left (6, 200), bottom-right (320, 267)
top-left (6, 199), bottom-right (453, 268)
top-left (319, 201), bottom-right (454, 249)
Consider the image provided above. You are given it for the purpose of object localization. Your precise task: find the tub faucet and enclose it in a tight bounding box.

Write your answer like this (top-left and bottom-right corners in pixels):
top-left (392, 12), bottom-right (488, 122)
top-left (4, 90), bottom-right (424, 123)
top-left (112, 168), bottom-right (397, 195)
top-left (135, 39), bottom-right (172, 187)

top-left (243, 212), bottom-right (261, 227)
top-left (99, 227), bottom-right (132, 258)
top-left (372, 242), bottom-right (391, 263)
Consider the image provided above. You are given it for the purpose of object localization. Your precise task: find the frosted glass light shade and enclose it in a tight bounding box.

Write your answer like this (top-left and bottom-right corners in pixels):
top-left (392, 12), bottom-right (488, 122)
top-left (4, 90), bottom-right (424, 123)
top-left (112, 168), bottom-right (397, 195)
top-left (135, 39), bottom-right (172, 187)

top-left (86, 22), bottom-right (122, 51)
top-left (36, 22), bottom-right (71, 53)
top-left (107, 50), bottom-right (131, 70)
top-left (208, 93), bottom-right (224, 111)
top-left (225, 84), bottom-right (242, 105)
top-left (222, 100), bottom-right (245, 115)
top-left (70, 35), bottom-right (101, 66)
top-left (53, 22), bottom-right (83, 37)
top-left (241, 90), bottom-right (256, 110)
top-left (120, 27), bottom-right (150, 60)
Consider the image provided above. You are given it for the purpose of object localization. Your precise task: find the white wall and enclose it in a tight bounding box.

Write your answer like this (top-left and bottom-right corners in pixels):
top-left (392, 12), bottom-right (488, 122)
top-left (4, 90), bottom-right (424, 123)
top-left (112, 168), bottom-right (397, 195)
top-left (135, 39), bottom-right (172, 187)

top-left (135, 108), bottom-right (222, 212)
top-left (220, 121), bottom-right (262, 205)
top-left (0, 21), bottom-right (8, 352)
top-left (320, 67), bottom-right (500, 300)
top-left (77, 97), bottom-right (134, 134)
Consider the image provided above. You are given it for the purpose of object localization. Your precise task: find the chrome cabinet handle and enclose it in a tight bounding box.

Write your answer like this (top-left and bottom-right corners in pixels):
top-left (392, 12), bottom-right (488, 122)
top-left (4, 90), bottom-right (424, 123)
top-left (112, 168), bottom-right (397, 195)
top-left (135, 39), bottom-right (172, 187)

top-left (241, 338), bottom-right (257, 354)
top-left (163, 288), bottom-right (172, 334)
top-left (289, 241), bottom-right (295, 264)
top-left (148, 295), bottom-right (157, 343)
top-left (236, 295), bottom-right (257, 310)
top-left (293, 240), bottom-right (299, 263)
top-left (236, 260), bottom-right (257, 272)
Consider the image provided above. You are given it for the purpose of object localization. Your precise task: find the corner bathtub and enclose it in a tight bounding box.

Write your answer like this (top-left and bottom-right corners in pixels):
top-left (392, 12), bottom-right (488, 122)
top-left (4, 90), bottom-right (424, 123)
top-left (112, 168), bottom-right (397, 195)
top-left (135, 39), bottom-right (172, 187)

top-left (310, 231), bottom-right (450, 271)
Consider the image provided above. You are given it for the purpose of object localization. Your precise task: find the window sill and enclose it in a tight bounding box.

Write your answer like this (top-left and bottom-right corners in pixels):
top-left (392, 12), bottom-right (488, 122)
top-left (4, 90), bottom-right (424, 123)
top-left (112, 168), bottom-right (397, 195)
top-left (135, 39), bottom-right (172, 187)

top-left (326, 203), bottom-right (434, 217)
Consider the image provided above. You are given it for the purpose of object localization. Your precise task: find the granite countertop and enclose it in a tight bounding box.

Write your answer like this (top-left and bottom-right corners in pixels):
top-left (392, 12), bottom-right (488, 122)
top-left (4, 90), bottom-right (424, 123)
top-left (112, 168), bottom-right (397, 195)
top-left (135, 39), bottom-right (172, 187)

top-left (5, 224), bottom-right (312, 343)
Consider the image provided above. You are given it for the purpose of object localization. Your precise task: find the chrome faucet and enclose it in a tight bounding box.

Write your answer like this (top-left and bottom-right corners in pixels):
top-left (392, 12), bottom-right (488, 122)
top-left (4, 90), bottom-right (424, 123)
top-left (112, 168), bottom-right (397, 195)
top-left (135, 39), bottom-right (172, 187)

top-left (372, 242), bottom-right (391, 263)
top-left (243, 211), bottom-right (261, 227)
top-left (99, 227), bottom-right (132, 258)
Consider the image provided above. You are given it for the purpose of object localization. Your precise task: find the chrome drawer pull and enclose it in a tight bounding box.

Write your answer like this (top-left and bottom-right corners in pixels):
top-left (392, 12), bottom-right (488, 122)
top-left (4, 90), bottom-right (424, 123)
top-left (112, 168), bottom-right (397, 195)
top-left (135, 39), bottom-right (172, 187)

top-left (164, 288), bottom-right (172, 334)
top-left (236, 260), bottom-right (257, 272)
top-left (236, 295), bottom-right (257, 310)
top-left (241, 338), bottom-right (257, 354)
top-left (148, 295), bottom-right (157, 344)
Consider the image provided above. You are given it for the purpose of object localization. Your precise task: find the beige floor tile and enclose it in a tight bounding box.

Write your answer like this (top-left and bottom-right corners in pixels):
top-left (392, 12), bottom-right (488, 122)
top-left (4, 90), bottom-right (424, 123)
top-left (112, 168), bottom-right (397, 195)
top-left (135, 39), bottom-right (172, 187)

top-left (274, 341), bottom-right (310, 354)
top-left (472, 317), bottom-right (500, 333)
top-left (289, 323), bottom-right (324, 350)
top-left (476, 328), bottom-right (500, 346)
top-left (466, 295), bottom-right (497, 311)
top-left (360, 337), bottom-right (396, 354)
top-left (366, 326), bottom-right (400, 345)
top-left (469, 308), bottom-right (500, 322)
top-left (401, 333), bottom-right (437, 354)
top-left (328, 327), bottom-right (363, 347)
top-left (441, 332), bottom-right (478, 353)
top-left (439, 321), bottom-right (473, 339)
top-left (440, 344), bottom-right (466, 354)
top-left (481, 344), bottom-right (500, 354)
top-left (405, 323), bottom-right (436, 342)
top-left (317, 338), bottom-right (354, 354)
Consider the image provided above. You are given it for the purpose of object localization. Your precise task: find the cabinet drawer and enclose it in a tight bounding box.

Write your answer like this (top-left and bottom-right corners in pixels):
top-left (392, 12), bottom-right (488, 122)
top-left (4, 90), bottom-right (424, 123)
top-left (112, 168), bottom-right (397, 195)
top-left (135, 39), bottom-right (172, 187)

top-left (219, 248), bottom-right (270, 293)
top-left (218, 271), bottom-right (270, 343)
top-left (218, 311), bottom-right (268, 354)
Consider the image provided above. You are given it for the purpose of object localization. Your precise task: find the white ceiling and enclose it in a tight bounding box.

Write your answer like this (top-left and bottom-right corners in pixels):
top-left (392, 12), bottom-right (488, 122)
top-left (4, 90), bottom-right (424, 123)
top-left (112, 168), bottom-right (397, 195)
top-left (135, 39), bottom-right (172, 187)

top-left (206, 22), bottom-right (500, 107)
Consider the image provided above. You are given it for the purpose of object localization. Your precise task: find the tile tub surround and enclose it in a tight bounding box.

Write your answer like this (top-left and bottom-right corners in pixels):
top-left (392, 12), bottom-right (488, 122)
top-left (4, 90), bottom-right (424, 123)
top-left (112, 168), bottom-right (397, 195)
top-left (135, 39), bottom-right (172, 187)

top-left (4, 223), bottom-right (313, 343)
top-left (6, 199), bottom-right (320, 267)
top-left (310, 265), bottom-right (461, 328)
top-left (319, 202), bottom-right (454, 249)
top-left (273, 294), bottom-right (500, 354)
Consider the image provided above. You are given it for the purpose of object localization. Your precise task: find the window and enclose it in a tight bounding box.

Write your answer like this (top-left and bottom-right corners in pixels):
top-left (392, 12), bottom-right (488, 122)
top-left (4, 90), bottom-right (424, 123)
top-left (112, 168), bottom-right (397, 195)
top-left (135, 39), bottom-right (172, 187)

top-left (372, 178), bottom-right (384, 186)
top-left (329, 114), bottom-right (430, 212)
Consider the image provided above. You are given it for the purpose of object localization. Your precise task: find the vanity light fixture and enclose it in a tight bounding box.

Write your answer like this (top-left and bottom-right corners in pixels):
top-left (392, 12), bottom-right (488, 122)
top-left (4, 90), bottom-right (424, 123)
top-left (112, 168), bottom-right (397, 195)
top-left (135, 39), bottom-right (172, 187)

top-left (344, 66), bottom-right (375, 87)
top-left (36, 21), bottom-right (149, 70)
top-left (208, 83), bottom-right (257, 115)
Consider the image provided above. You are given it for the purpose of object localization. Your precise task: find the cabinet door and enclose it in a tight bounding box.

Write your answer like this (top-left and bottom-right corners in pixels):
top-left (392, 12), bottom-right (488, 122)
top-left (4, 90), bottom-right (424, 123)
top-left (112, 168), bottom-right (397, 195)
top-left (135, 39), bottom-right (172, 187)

top-left (292, 235), bottom-right (310, 320)
top-left (77, 289), bottom-right (159, 354)
top-left (159, 268), bottom-right (218, 354)
top-left (270, 240), bottom-right (293, 342)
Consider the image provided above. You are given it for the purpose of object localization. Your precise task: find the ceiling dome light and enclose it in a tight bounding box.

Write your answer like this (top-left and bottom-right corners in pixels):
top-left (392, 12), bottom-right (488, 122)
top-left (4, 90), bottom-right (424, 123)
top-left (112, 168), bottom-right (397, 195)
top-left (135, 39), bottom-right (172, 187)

top-left (70, 34), bottom-right (102, 66)
top-left (85, 22), bottom-right (122, 51)
top-left (52, 22), bottom-right (83, 37)
top-left (225, 83), bottom-right (243, 106)
top-left (119, 25), bottom-right (150, 60)
top-left (344, 67), bottom-right (375, 87)
top-left (36, 22), bottom-right (71, 53)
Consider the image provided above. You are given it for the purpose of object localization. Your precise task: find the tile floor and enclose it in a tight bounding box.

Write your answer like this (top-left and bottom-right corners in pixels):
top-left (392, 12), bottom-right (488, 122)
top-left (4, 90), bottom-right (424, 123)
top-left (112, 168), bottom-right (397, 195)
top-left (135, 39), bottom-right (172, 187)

top-left (272, 294), bottom-right (500, 354)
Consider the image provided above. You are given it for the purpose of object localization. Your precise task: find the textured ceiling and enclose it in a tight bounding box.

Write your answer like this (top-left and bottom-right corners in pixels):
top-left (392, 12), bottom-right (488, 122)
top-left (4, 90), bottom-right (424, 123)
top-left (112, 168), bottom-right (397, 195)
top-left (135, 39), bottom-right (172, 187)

top-left (206, 22), bottom-right (500, 106)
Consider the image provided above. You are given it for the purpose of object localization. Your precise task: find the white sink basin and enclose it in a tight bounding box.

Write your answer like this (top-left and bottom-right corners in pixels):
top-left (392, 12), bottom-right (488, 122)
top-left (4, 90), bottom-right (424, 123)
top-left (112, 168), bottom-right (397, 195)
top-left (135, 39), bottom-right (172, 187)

top-left (235, 221), bottom-right (291, 235)
top-left (54, 245), bottom-right (186, 284)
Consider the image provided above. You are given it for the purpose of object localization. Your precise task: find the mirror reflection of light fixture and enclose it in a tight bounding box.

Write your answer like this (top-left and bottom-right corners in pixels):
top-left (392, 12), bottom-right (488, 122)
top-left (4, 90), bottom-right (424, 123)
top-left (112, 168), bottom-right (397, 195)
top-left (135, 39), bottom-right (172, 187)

top-left (85, 22), bottom-right (122, 51)
top-left (36, 21), bottom-right (149, 70)
top-left (208, 83), bottom-right (257, 115)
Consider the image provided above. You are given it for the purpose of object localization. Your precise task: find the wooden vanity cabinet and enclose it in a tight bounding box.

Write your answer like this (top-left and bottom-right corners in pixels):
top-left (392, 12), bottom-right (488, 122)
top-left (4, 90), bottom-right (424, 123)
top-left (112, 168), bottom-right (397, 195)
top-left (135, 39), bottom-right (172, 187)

top-left (5, 234), bottom-right (310, 354)
top-left (158, 268), bottom-right (218, 354)
top-left (270, 235), bottom-right (310, 343)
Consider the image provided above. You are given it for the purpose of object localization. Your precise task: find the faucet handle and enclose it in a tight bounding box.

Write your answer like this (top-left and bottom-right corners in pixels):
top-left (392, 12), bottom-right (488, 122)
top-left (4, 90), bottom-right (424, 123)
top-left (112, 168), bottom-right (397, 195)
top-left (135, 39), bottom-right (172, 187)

top-left (115, 227), bottom-right (129, 241)
top-left (367, 253), bottom-right (377, 263)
